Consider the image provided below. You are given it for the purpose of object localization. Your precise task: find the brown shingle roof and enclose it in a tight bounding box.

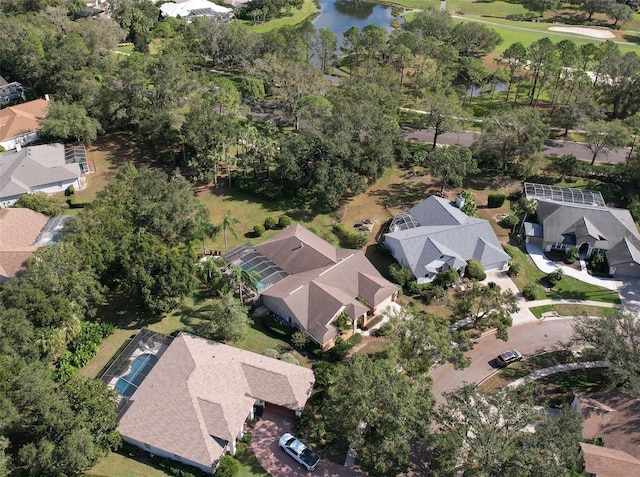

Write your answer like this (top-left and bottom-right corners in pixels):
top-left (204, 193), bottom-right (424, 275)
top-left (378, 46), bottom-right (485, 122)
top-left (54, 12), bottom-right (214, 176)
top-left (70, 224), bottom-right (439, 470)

top-left (578, 391), bottom-right (640, 460)
top-left (0, 208), bottom-right (49, 281)
top-left (581, 442), bottom-right (640, 477)
top-left (0, 99), bottom-right (48, 142)
top-left (255, 223), bottom-right (337, 274)
top-left (257, 226), bottom-right (398, 345)
top-left (118, 333), bottom-right (314, 470)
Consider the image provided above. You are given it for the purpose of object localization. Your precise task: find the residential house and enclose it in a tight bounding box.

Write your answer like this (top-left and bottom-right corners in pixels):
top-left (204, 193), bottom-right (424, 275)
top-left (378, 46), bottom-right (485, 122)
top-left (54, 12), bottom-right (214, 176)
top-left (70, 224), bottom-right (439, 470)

top-left (0, 76), bottom-right (24, 106)
top-left (159, 0), bottom-right (233, 21)
top-left (523, 182), bottom-right (640, 277)
top-left (112, 330), bottom-right (315, 474)
top-left (572, 392), bottom-right (640, 476)
top-left (383, 195), bottom-right (510, 283)
top-left (224, 224), bottom-right (398, 348)
top-left (0, 98), bottom-right (48, 151)
top-left (0, 208), bottom-right (70, 282)
top-left (0, 143), bottom-right (83, 208)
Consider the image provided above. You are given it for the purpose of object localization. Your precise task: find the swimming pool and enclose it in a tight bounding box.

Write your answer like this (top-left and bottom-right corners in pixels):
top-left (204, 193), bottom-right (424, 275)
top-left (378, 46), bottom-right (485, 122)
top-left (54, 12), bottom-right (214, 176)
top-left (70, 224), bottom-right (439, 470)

top-left (114, 353), bottom-right (159, 398)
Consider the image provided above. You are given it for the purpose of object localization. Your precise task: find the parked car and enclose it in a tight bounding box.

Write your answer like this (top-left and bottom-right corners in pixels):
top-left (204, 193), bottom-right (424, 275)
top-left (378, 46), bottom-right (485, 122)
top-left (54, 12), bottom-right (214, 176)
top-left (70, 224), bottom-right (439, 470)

top-left (279, 433), bottom-right (320, 471)
top-left (496, 349), bottom-right (523, 367)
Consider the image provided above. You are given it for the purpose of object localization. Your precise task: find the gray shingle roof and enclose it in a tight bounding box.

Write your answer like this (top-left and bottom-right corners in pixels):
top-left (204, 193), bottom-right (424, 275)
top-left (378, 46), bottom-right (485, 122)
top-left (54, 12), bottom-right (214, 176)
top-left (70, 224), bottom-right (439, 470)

top-left (0, 144), bottom-right (81, 201)
top-left (408, 195), bottom-right (469, 226)
top-left (118, 333), bottom-right (315, 470)
top-left (537, 200), bottom-right (640, 250)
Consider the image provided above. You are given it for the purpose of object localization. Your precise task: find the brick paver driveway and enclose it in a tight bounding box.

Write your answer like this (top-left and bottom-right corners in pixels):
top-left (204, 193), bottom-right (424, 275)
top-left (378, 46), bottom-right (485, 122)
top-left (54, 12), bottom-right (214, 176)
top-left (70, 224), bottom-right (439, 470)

top-left (251, 410), bottom-right (365, 477)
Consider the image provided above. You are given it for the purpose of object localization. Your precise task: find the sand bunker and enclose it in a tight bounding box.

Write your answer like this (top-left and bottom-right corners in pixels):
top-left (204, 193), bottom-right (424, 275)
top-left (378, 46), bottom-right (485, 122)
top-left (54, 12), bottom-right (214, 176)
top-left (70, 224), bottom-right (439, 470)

top-left (548, 26), bottom-right (616, 39)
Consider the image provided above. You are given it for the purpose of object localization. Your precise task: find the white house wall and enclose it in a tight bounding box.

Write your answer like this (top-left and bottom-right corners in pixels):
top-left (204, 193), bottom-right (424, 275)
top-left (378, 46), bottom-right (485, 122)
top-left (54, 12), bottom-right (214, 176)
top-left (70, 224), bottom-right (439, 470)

top-left (0, 131), bottom-right (40, 151)
top-left (33, 178), bottom-right (80, 195)
top-left (122, 437), bottom-right (216, 475)
top-left (0, 195), bottom-right (20, 208)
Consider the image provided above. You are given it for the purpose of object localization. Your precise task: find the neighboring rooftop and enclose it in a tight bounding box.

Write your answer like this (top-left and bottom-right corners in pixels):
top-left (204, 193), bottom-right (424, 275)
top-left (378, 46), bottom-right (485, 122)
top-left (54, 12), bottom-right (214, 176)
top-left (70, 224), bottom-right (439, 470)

top-left (0, 208), bottom-right (68, 282)
top-left (580, 442), bottom-right (640, 477)
top-left (116, 331), bottom-right (315, 471)
top-left (524, 182), bottom-right (606, 207)
top-left (0, 98), bottom-right (48, 144)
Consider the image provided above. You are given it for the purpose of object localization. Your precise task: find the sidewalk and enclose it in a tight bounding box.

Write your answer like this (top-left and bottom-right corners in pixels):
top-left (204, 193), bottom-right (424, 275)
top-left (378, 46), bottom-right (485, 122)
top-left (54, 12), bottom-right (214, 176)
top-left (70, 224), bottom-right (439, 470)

top-left (507, 360), bottom-right (609, 388)
top-left (525, 241), bottom-right (620, 291)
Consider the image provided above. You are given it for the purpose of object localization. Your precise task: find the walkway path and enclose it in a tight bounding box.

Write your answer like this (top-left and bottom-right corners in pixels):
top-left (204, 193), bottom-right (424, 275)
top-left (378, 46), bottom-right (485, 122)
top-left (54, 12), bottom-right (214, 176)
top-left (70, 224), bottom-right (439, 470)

top-left (507, 360), bottom-right (609, 388)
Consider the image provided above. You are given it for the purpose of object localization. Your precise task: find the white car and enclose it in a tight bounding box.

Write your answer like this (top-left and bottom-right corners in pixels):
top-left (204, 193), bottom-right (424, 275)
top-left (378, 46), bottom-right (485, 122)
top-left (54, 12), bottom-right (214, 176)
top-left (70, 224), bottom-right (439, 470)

top-left (278, 433), bottom-right (320, 471)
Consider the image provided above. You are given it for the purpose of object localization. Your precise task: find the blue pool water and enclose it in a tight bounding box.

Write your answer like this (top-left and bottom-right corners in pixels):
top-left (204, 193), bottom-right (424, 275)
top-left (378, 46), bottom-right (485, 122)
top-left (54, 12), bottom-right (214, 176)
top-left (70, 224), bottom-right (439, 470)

top-left (115, 353), bottom-right (158, 398)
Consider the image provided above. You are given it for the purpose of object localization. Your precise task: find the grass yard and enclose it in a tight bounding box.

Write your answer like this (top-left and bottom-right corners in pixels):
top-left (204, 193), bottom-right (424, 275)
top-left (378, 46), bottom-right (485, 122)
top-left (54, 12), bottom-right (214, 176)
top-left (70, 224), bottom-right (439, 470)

top-left (503, 244), bottom-right (621, 303)
top-left (479, 348), bottom-right (602, 392)
top-left (244, 0), bottom-right (315, 33)
top-left (529, 303), bottom-right (619, 318)
top-left (86, 452), bottom-right (167, 477)
top-left (535, 367), bottom-right (610, 406)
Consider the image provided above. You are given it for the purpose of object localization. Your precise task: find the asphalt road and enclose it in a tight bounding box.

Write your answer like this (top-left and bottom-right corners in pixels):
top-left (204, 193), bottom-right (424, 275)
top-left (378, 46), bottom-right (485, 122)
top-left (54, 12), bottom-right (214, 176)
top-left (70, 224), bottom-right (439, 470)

top-left (430, 318), bottom-right (576, 404)
top-left (403, 127), bottom-right (630, 164)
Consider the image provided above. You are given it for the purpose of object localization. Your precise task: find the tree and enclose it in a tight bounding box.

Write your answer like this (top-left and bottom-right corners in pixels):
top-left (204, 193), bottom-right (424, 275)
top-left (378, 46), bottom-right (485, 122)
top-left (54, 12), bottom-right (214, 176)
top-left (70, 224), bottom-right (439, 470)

top-left (572, 310), bottom-right (640, 395)
top-left (40, 100), bottom-right (102, 145)
top-left (187, 293), bottom-right (251, 342)
top-left (472, 109), bottom-right (548, 170)
top-left (227, 264), bottom-right (260, 305)
top-left (514, 197), bottom-right (538, 233)
top-left (450, 22), bottom-right (502, 57)
top-left (419, 91), bottom-right (463, 148)
top-left (451, 281), bottom-right (519, 340)
top-left (607, 2), bottom-right (634, 26)
top-left (13, 192), bottom-right (67, 216)
top-left (526, 37), bottom-right (559, 105)
top-left (312, 27), bottom-right (337, 72)
top-left (321, 354), bottom-right (433, 477)
top-left (524, 0), bottom-right (561, 16)
top-left (497, 42), bottom-right (527, 103)
top-left (389, 308), bottom-right (469, 373)
top-left (219, 210), bottom-right (239, 252)
top-left (121, 233), bottom-right (197, 314)
top-left (426, 145), bottom-right (478, 194)
top-left (432, 385), bottom-right (581, 477)
top-left (583, 120), bottom-right (629, 165)
top-left (581, 0), bottom-right (614, 20)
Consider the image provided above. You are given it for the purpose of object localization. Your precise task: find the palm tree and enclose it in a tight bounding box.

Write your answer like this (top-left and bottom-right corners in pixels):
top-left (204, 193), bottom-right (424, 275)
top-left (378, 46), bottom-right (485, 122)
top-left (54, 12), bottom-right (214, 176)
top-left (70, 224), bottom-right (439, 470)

top-left (196, 216), bottom-right (220, 256)
top-left (228, 264), bottom-right (261, 305)
top-left (220, 210), bottom-right (239, 252)
top-left (515, 198), bottom-right (538, 234)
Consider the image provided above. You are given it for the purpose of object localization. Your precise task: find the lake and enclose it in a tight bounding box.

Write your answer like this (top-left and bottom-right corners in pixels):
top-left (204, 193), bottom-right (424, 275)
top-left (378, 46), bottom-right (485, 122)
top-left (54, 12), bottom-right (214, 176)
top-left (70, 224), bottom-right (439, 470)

top-left (312, 0), bottom-right (395, 41)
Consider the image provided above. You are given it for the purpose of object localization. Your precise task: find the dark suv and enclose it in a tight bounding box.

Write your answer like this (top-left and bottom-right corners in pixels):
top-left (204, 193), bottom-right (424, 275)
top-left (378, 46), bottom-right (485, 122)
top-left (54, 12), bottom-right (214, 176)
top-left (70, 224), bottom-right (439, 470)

top-left (496, 350), bottom-right (523, 367)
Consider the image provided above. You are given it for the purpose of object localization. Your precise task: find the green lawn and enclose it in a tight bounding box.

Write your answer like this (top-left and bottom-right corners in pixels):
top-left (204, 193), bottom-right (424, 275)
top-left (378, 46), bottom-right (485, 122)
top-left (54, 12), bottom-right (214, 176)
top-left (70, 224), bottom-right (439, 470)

top-left (529, 303), bottom-right (619, 318)
top-left (479, 348), bottom-right (602, 392)
top-left (244, 0), bottom-right (316, 33)
top-left (86, 452), bottom-right (167, 477)
top-left (504, 244), bottom-right (621, 304)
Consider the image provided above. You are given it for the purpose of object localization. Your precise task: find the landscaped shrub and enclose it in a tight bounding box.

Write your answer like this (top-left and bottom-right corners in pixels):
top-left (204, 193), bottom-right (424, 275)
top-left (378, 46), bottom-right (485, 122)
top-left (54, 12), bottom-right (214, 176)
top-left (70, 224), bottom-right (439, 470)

top-left (565, 246), bottom-right (579, 264)
top-left (433, 268), bottom-right (460, 288)
top-left (278, 215), bottom-right (292, 227)
top-left (590, 253), bottom-right (608, 274)
top-left (375, 321), bottom-right (394, 337)
top-left (216, 455), bottom-right (240, 477)
top-left (523, 283), bottom-right (543, 300)
top-left (279, 352), bottom-right (299, 365)
top-left (56, 321), bottom-right (115, 379)
top-left (264, 216), bottom-right (276, 230)
top-left (487, 194), bottom-right (506, 208)
top-left (261, 348), bottom-right (280, 359)
top-left (291, 330), bottom-right (309, 348)
top-left (547, 269), bottom-right (564, 286)
top-left (388, 263), bottom-right (413, 288)
top-left (347, 333), bottom-right (363, 346)
top-left (460, 190), bottom-right (477, 216)
top-left (156, 457), bottom-right (200, 477)
top-left (500, 215), bottom-right (520, 230)
top-left (508, 262), bottom-right (521, 277)
top-left (465, 259), bottom-right (486, 281)
top-left (253, 224), bottom-right (265, 236)
top-left (332, 223), bottom-right (368, 248)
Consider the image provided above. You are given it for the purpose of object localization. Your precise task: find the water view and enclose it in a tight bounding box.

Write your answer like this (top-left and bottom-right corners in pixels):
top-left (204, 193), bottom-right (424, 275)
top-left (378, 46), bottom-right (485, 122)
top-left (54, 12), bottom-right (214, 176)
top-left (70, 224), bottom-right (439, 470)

top-left (312, 0), bottom-right (395, 41)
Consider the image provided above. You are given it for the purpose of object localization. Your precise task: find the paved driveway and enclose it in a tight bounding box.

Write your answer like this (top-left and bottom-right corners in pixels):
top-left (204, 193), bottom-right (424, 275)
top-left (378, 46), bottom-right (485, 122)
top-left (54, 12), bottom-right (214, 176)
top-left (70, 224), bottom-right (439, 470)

top-left (251, 410), bottom-right (365, 477)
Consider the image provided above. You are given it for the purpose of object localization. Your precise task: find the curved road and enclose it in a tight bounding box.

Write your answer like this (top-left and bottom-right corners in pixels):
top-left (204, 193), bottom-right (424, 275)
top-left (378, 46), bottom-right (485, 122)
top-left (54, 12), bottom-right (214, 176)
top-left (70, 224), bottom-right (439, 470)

top-left (403, 127), bottom-right (629, 164)
top-left (431, 318), bottom-right (575, 404)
